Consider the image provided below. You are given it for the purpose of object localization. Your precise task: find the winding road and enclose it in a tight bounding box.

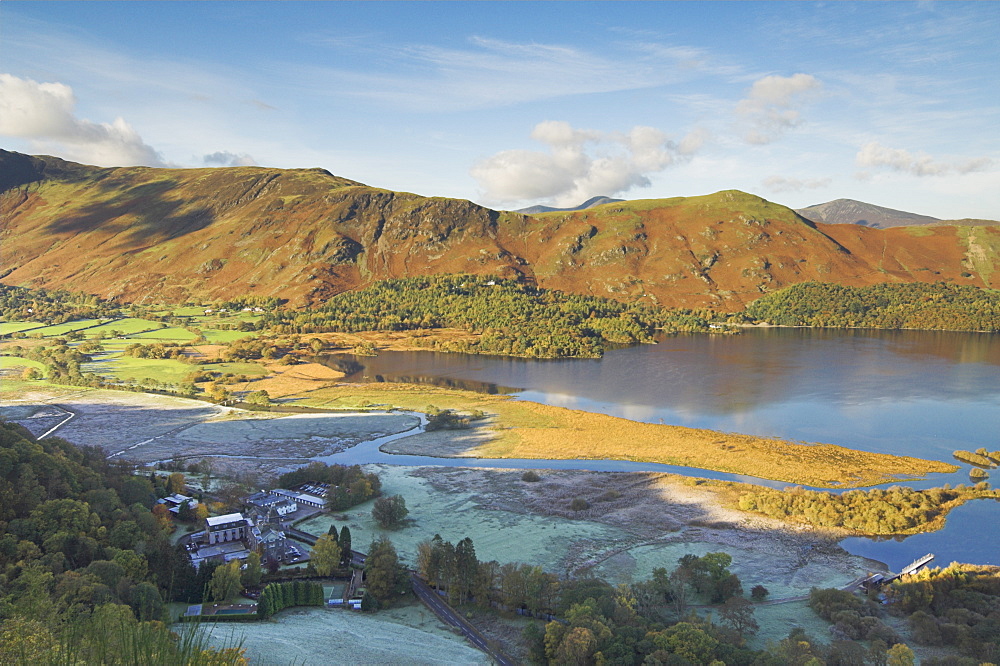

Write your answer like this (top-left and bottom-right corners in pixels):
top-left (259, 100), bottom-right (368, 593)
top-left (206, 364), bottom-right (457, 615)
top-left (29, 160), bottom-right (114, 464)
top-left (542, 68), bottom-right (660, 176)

top-left (410, 573), bottom-right (516, 666)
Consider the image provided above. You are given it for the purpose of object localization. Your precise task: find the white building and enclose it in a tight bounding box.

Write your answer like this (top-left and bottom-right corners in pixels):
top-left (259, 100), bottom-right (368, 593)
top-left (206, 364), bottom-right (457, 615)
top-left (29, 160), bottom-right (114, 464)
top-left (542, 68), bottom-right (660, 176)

top-left (206, 512), bottom-right (255, 546)
top-left (270, 488), bottom-right (324, 508)
top-left (246, 491), bottom-right (298, 516)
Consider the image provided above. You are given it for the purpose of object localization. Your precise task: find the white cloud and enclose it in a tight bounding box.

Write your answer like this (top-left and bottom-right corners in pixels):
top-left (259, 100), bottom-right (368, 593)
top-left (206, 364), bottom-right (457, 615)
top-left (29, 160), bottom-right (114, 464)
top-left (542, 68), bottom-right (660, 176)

top-left (736, 73), bottom-right (821, 145)
top-left (761, 175), bottom-right (832, 193)
top-left (856, 141), bottom-right (993, 176)
top-left (0, 73), bottom-right (165, 166)
top-left (203, 151), bottom-right (258, 167)
top-left (471, 121), bottom-right (704, 207)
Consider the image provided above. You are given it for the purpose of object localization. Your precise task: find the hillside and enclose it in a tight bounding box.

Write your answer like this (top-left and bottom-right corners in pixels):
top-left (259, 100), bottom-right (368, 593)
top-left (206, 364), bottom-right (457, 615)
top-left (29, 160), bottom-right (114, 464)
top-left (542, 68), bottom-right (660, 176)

top-left (2, 151), bottom-right (998, 309)
top-left (795, 198), bottom-right (940, 228)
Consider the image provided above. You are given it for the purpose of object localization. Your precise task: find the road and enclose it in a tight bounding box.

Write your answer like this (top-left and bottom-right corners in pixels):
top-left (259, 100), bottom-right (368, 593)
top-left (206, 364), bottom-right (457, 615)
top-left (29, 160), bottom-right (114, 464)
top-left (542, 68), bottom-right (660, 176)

top-left (410, 573), bottom-right (517, 666)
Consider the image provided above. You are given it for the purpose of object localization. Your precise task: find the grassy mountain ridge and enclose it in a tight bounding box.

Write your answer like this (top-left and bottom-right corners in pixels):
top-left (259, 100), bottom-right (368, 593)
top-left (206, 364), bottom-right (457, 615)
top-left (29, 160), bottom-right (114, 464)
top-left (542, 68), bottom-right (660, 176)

top-left (795, 198), bottom-right (941, 228)
top-left (2, 151), bottom-right (998, 309)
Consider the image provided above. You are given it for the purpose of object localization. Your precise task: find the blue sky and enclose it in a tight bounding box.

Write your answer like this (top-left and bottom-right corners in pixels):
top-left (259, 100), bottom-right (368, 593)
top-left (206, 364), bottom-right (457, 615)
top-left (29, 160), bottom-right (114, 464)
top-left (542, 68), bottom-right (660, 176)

top-left (2, 1), bottom-right (998, 218)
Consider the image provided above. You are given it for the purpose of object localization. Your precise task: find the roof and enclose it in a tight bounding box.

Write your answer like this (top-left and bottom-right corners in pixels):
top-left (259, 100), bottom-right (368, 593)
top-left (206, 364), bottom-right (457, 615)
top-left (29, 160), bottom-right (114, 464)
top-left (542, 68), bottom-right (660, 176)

top-left (272, 489), bottom-right (323, 504)
top-left (207, 512), bottom-right (246, 527)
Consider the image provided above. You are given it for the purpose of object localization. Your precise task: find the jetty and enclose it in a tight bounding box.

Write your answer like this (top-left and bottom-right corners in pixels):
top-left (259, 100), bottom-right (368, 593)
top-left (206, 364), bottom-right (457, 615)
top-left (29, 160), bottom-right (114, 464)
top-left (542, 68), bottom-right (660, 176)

top-left (861, 553), bottom-right (934, 590)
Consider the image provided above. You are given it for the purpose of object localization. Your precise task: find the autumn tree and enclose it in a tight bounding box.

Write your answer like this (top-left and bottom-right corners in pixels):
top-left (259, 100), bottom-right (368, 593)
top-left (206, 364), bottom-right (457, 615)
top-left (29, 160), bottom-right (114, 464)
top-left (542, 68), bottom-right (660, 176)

top-left (886, 643), bottom-right (916, 666)
top-left (241, 551), bottom-right (262, 588)
top-left (209, 560), bottom-right (242, 602)
top-left (167, 472), bottom-right (186, 494)
top-left (720, 595), bottom-right (759, 642)
top-left (365, 537), bottom-right (401, 604)
top-left (310, 533), bottom-right (342, 576)
top-left (151, 504), bottom-right (173, 531)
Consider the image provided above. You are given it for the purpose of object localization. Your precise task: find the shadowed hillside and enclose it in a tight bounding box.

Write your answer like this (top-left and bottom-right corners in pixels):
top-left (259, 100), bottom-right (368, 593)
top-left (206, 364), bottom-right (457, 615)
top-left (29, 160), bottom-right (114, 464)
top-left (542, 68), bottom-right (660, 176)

top-left (2, 150), bottom-right (997, 309)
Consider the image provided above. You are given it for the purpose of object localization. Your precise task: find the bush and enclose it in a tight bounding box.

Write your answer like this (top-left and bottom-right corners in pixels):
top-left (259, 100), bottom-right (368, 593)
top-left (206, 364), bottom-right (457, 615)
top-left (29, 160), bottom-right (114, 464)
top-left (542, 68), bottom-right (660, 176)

top-left (521, 470), bottom-right (541, 482)
top-left (751, 585), bottom-right (769, 601)
top-left (569, 498), bottom-right (590, 511)
top-left (953, 450), bottom-right (995, 467)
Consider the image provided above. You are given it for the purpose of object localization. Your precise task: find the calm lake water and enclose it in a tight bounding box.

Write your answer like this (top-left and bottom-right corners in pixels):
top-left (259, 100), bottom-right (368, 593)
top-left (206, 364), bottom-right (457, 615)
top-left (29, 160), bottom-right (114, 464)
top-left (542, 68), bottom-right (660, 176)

top-left (320, 328), bottom-right (1000, 568)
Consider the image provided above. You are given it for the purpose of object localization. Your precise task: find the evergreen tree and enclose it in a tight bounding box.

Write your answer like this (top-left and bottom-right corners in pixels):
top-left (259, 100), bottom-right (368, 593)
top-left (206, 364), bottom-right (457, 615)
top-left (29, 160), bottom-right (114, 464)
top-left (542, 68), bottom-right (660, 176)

top-left (339, 525), bottom-right (353, 565)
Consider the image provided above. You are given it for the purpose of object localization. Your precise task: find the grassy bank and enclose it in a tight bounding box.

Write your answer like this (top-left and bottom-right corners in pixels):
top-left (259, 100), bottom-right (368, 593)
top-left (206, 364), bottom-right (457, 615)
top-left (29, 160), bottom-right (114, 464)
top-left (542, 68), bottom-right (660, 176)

top-left (283, 382), bottom-right (956, 488)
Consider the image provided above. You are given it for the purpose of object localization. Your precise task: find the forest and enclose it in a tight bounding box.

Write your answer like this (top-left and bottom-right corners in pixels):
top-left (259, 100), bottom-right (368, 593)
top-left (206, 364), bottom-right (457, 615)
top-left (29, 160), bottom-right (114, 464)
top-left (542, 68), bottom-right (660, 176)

top-left (410, 533), bottom-right (934, 665)
top-left (887, 563), bottom-right (1000, 663)
top-left (0, 420), bottom-right (247, 664)
top-left (261, 274), bottom-right (720, 358)
top-left (745, 281), bottom-right (1000, 331)
top-left (736, 483), bottom-right (1000, 535)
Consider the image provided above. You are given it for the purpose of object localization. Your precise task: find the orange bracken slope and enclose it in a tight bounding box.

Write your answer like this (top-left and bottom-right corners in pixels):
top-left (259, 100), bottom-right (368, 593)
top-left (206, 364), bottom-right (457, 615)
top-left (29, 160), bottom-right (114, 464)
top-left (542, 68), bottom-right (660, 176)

top-left (1, 150), bottom-right (997, 309)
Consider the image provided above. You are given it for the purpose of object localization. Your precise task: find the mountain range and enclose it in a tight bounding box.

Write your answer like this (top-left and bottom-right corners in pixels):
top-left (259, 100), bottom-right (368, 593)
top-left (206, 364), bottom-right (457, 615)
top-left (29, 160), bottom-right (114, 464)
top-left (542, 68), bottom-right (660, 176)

top-left (2, 150), bottom-right (997, 310)
top-left (795, 198), bottom-right (999, 229)
top-left (515, 196), bottom-right (624, 215)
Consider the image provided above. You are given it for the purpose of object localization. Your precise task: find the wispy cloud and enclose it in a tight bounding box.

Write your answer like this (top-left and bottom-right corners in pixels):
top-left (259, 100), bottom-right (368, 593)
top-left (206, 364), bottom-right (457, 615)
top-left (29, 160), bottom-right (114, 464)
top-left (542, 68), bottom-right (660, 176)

top-left (298, 35), bottom-right (735, 112)
top-left (761, 175), bottom-right (832, 193)
top-left (471, 121), bottom-right (705, 207)
top-left (735, 73), bottom-right (821, 145)
top-left (0, 73), bottom-right (165, 166)
top-left (856, 141), bottom-right (992, 177)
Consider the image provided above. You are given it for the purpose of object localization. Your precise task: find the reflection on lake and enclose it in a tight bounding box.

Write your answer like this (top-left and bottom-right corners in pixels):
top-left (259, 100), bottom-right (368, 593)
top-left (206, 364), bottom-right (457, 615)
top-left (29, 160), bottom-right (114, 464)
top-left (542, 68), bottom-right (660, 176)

top-left (321, 328), bottom-right (1000, 466)
top-left (319, 328), bottom-right (1000, 565)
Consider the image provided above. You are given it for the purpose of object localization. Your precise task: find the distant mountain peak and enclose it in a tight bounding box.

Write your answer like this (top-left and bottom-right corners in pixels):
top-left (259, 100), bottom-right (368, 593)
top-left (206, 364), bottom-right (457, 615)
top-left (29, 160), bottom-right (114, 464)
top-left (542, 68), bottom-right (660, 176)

top-left (515, 195), bottom-right (624, 215)
top-left (795, 198), bottom-right (940, 229)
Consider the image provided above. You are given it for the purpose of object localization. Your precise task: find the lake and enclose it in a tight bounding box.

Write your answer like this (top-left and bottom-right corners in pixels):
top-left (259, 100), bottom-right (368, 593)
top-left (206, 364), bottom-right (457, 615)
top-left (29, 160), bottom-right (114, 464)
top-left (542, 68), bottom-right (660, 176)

top-left (320, 327), bottom-right (1000, 568)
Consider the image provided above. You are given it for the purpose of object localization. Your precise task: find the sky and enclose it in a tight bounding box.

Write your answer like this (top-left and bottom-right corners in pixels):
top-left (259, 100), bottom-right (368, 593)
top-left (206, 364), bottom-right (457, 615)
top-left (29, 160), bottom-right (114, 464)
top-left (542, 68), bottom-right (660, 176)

top-left (1, 1), bottom-right (998, 219)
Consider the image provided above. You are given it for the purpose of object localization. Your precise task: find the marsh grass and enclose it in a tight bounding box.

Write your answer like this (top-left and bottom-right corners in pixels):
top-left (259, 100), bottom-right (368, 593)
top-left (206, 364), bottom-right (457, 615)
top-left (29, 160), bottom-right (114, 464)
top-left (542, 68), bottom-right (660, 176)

top-left (285, 383), bottom-right (954, 488)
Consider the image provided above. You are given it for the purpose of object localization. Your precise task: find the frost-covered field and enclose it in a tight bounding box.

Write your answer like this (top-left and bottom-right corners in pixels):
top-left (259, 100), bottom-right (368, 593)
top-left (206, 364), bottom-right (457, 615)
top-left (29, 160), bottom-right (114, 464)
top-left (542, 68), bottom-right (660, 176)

top-left (301, 465), bottom-right (633, 575)
top-left (0, 386), bottom-right (418, 476)
top-left (303, 465), bottom-right (873, 595)
top-left (201, 606), bottom-right (488, 665)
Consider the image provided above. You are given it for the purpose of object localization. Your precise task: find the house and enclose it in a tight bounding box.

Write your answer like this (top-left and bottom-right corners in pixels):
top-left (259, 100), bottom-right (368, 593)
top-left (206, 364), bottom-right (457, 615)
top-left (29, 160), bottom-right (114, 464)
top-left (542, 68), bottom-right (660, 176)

top-left (189, 540), bottom-right (252, 569)
top-left (206, 512), bottom-right (256, 547)
top-left (257, 526), bottom-right (289, 564)
top-left (245, 491), bottom-right (298, 516)
top-left (157, 493), bottom-right (199, 516)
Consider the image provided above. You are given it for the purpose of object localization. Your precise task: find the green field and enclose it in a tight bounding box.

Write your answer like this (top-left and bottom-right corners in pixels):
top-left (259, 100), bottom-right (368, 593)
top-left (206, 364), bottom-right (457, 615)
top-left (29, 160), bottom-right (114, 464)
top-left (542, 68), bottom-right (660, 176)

top-left (85, 318), bottom-right (165, 336)
top-left (103, 356), bottom-right (196, 384)
top-left (0, 356), bottom-right (48, 375)
top-left (128, 327), bottom-right (199, 342)
top-left (22, 319), bottom-right (106, 337)
top-left (0, 321), bottom-right (48, 335)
